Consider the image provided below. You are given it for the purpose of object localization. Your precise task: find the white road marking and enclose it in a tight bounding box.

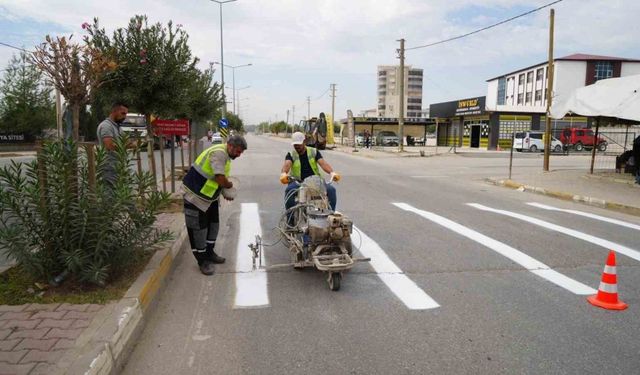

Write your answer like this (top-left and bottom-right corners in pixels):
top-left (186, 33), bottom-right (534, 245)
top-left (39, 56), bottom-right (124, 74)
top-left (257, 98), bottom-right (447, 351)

top-left (394, 203), bottom-right (596, 295)
top-left (234, 203), bottom-right (269, 308)
top-left (353, 225), bottom-right (440, 310)
top-left (527, 202), bottom-right (640, 231)
top-left (469, 203), bottom-right (640, 263)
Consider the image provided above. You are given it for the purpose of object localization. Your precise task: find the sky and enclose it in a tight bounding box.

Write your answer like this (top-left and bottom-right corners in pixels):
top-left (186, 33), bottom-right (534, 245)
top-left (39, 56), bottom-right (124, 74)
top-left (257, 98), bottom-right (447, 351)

top-left (1, 0), bottom-right (639, 125)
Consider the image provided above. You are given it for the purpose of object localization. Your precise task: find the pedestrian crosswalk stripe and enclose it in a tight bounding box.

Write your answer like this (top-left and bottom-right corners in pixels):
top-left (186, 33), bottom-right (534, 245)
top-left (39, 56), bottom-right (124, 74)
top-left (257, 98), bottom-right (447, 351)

top-left (394, 203), bottom-right (596, 295)
top-left (527, 202), bottom-right (640, 231)
top-left (234, 203), bottom-right (269, 309)
top-left (469, 203), bottom-right (640, 263)
top-left (353, 225), bottom-right (440, 310)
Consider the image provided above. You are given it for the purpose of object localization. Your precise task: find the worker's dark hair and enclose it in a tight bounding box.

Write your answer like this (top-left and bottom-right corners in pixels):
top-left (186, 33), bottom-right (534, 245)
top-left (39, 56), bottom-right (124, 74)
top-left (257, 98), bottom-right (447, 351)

top-left (111, 101), bottom-right (129, 110)
top-left (227, 134), bottom-right (247, 150)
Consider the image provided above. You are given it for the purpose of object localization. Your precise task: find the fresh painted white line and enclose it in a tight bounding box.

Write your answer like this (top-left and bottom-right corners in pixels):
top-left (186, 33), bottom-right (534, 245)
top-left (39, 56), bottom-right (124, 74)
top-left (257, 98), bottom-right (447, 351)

top-left (234, 203), bottom-right (269, 308)
top-left (354, 225), bottom-right (440, 310)
top-left (410, 175), bottom-right (449, 178)
top-left (393, 203), bottom-right (596, 295)
top-left (527, 202), bottom-right (640, 231)
top-left (469, 203), bottom-right (640, 262)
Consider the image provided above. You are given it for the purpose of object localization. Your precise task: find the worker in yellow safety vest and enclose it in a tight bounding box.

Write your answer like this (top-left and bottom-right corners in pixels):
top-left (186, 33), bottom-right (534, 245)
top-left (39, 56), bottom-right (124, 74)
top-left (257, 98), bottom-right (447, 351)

top-left (279, 132), bottom-right (341, 226)
top-left (182, 135), bottom-right (247, 275)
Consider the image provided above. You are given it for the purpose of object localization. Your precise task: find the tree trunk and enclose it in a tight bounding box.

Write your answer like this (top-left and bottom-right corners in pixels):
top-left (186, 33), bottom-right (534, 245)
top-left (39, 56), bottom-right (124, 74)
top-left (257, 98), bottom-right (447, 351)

top-left (146, 114), bottom-right (158, 191)
top-left (72, 103), bottom-right (80, 141)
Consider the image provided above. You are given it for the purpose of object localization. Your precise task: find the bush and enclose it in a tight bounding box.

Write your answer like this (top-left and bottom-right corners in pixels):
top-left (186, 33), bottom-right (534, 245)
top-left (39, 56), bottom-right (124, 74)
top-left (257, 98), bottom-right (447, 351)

top-left (0, 135), bottom-right (171, 286)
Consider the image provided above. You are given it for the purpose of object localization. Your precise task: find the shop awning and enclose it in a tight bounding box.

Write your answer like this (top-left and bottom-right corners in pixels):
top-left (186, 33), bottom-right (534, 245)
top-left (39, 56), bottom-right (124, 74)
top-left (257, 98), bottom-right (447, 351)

top-left (550, 74), bottom-right (640, 123)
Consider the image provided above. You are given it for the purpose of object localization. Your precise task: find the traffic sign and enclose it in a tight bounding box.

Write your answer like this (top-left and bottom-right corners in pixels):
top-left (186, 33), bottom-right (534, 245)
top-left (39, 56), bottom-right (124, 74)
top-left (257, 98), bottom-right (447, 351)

top-left (219, 118), bottom-right (229, 128)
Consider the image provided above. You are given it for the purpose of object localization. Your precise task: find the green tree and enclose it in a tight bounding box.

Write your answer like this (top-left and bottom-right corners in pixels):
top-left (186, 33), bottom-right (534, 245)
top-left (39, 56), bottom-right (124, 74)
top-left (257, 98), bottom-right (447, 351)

top-left (0, 53), bottom-right (55, 137)
top-left (269, 121), bottom-right (287, 135)
top-left (86, 15), bottom-right (199, 178)
top-left (178, 67), bottom-right (223, 123)
top-left (212, 111), bottom-right (244, 133)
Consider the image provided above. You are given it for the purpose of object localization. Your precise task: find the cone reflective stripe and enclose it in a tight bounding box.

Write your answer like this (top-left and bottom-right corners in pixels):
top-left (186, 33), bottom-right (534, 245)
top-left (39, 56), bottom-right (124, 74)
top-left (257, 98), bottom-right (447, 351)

top-left (587, 251), bottom-right (628, 311)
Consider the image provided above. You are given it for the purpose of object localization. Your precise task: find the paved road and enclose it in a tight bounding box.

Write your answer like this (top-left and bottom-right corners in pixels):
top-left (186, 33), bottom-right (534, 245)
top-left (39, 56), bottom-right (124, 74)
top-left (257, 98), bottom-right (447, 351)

top-left (120, 134), bottom-right (640, 374)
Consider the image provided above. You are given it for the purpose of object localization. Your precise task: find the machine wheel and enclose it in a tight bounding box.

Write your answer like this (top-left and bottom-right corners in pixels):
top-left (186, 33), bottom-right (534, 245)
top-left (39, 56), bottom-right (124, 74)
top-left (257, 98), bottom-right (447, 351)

top-left (554, 145), bottom-right (562, 153)
top-left (328, 272), bottom-right (341, 291)
top-left (598, 142), bottom-right (607, 152)
top-left (574, 142), bottom-right (584, 152)
top-left (529, 145), bottom-right (538, 152)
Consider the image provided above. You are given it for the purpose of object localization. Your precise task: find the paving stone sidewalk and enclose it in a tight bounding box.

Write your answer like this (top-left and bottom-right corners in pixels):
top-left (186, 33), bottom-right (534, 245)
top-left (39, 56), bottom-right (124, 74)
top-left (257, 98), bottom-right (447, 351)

top-left (0, 303), bottom-right (103, 375)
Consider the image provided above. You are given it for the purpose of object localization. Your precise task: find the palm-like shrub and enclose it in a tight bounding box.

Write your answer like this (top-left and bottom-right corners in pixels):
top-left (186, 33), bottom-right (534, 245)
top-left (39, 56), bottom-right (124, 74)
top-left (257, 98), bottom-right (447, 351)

top-left (0, 136), bottom-right (171, 286)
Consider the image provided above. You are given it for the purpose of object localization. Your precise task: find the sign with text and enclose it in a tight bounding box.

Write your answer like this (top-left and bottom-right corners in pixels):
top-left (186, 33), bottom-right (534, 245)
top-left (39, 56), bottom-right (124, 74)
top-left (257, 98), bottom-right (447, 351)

top-left (152, 119), bottom-right (190, 136)
top-left (0, 133), bottom-right (33, 143)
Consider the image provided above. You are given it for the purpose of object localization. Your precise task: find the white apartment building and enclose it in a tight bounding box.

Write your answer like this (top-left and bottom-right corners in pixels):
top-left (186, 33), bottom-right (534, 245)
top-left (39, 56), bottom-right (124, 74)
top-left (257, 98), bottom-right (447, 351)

top-left (486, 53), bottom-right (640, 113)
top-left (377, 65), bottom-right (423, 118)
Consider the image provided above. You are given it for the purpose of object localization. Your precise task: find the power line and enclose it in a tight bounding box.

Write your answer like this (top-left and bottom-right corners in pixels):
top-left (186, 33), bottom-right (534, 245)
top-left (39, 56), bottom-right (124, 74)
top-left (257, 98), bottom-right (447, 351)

top-left (0, 41), bottom-right (31, 53)
top-left (406, 0), bottom-right (563, 51)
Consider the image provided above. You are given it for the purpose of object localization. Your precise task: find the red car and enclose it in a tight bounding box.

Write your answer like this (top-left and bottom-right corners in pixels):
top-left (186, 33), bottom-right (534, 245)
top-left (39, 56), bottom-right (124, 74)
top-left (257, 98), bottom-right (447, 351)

top-left (560, 128), bottom-right (607, 152)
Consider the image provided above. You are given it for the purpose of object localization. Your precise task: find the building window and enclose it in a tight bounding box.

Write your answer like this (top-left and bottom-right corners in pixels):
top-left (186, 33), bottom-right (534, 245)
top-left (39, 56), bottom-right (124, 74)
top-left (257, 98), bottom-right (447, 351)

top-left (517, 93), bottom-right (523, 104)
top-left (408, 98), bottom-right (422, 104)
top-left (526, 71), bottom-right (533, 83)
top-left (536, 68), bottom-right (544, 81)
top-left (535, 90), bottom-right (542, 102)
top-left (497, 77), bottom-right (506, 106)
top-left (594, 61), bottom-right (614, 82)
top-left (378, 71), bottom-right (387, 76)
top-left (518, 74), bottom-right (525, 86)
top-left (525, 92), bottom-right (532, 104)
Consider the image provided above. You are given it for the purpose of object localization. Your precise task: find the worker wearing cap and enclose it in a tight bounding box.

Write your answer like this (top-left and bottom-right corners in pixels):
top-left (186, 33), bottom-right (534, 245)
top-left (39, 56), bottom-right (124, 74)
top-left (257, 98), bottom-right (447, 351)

top-left (280, 132), bottom-right (341, 221)
top-left (182, 134), bottom-right (247, 275)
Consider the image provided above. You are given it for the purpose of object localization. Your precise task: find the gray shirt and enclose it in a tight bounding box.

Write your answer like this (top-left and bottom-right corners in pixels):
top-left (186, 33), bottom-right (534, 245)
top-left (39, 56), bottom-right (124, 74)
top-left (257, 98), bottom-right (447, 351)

top-left (97, 118), bottom-right (121, 147)
top-left (183, 147), bottom-right (231, 212)
top-left (97, 118), bottom-right (121, 182)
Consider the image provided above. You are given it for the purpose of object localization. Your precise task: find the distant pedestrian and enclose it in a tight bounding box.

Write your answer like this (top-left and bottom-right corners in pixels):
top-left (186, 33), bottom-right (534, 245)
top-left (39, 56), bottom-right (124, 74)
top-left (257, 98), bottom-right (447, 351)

top-left (364, 130), bottom-right (371, 149)
top-left (97, 101), bottom-right (129, 189)
top-left (633, 135), bottom-right (640, 184)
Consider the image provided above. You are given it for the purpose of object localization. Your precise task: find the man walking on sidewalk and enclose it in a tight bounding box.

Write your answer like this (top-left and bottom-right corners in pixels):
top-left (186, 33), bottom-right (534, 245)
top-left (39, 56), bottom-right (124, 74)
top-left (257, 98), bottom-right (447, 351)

top-left (182, 135), bottom-right (247, 275)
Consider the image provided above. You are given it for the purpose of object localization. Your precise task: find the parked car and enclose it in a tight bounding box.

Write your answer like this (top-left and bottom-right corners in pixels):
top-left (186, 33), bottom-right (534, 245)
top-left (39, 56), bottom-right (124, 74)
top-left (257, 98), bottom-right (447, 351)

top-left (211, 132), bottom-right (223, 144)
top-left (559, 127), bottom-right (607, 152)
top-left (513, 131), bottom-right (563, 152)
top-left (376, 131), bottom-right (399, 146)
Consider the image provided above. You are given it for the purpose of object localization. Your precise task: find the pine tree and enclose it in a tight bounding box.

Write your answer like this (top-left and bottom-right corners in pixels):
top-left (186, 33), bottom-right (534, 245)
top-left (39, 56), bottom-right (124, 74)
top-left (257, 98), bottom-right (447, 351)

top-left (0, 53), bottom-right (55, 137)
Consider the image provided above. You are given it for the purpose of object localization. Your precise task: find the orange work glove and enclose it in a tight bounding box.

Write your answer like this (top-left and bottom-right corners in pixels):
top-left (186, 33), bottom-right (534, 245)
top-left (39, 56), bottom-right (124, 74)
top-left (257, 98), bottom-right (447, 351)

top-left (279, 173), bottom-right (289, 185)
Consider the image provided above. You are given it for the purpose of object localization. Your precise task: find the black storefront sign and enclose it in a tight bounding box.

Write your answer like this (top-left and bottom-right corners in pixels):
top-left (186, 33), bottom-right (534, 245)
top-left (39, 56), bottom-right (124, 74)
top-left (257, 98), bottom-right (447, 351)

top-left (430, 96), bottom-right (486, 118)
top-left (0, 133), bottom-right (33, 143)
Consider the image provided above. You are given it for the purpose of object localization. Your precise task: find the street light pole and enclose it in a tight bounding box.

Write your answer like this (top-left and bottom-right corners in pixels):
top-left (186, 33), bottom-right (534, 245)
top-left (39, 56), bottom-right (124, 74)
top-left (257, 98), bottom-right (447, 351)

top-left (211, 0), bottom-right (237, 118)
top-left (213, 61), bottom-right (252, 115)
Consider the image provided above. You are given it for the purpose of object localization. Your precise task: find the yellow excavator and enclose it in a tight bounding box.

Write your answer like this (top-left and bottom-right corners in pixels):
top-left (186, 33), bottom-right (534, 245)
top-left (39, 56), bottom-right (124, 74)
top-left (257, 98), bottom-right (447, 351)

top-left (299, 112), bottom-right (328, 150)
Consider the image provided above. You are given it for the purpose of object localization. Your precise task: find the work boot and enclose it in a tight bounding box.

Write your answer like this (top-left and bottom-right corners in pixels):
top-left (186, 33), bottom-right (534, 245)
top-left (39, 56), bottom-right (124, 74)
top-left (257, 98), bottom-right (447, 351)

top-left (211, 251), bottom-right (226, 264)
top-left (199, 261), bottom-right (215, 275)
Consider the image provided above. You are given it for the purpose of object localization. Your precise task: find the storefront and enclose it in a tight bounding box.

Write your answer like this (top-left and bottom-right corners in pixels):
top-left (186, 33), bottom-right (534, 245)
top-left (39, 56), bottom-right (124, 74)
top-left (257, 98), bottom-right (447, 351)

top-left (430, 97), bottom-right (490, 149)
top-left (339, 116), bottom-right (436, 143)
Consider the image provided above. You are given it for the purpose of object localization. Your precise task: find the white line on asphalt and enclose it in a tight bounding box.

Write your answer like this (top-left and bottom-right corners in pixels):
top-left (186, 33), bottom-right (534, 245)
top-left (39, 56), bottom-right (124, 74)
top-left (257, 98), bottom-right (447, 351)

top-left (527, 202), bottom-right (640, 231)
top-left (353, 225), bottom-right (440, 310)
top-left (393, 203), bottom-right (596, 295)
top-left (234, 203), bottom-right (269, 308)
top-left (410, 175), bottom-right (449, 178)
top-left (469, 203), bottom-right (640, 263)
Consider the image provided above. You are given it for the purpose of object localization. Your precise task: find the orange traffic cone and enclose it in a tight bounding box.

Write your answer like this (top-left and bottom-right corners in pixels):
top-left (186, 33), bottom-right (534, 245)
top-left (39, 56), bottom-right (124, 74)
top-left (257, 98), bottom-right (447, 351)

top-left (587, 251), bottom-right (628, 310)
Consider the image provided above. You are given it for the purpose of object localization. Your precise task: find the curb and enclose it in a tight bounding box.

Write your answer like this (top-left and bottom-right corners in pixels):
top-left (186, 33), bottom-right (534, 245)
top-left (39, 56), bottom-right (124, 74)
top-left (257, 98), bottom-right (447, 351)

top-left (52, 225), bottom-right (188, 375)
top-left (486, 177), bottom-right (640, 217)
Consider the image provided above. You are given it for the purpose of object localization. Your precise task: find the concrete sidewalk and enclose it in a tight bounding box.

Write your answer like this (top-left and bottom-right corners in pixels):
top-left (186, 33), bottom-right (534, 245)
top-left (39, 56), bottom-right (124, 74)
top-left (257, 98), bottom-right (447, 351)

top-left (487, 169), bottom-right (640, 216)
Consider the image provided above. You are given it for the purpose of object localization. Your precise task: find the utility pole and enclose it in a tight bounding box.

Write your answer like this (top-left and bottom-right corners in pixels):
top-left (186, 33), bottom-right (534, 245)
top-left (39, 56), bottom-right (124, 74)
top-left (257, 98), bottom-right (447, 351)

top-left (330, 83), bottom-right (337, 145)
top-left (286, 109), bottom-right (290, 135)
top-left (397, 38), bottom-right (405, 152)
top-left (307, 96), bottom-right (311, 120)
top-left (292, 105), bottom-right (296, 131)
top-left (543, 8), bottom-right (555, 172)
